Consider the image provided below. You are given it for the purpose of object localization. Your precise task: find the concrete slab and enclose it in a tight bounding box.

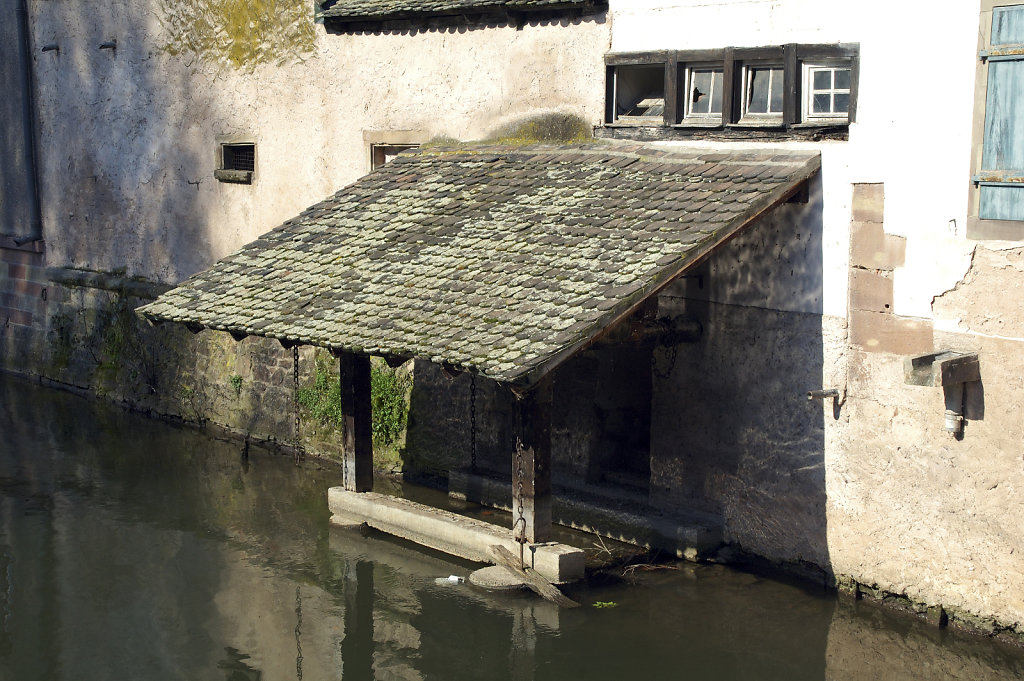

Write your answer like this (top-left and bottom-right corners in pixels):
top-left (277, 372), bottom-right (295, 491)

top-left (327, 488), bottom-right (585, 583)
top-left (469, 566), bottom-right (529, 591)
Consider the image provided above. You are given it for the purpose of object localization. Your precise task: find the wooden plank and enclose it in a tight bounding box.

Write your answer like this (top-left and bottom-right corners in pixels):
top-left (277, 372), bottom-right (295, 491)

top-left (604, 65), bottom-right (616, 124)
top-left (490, 545), bottom-right (580, 608)
top-left (722, 47), bottom-right (736, 126)
top-left (339, 352), bottom-right (373, 492)
top-left (783, 43), bottom-right (798, 126)
top-left (664, 60), bottom-right (679, 126)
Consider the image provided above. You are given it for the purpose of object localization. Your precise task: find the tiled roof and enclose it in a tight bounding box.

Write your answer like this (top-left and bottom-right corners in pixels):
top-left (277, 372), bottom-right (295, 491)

top-left (320, 0), bottom-right (600, 22)
top-left (139, 143), bottom-right (819, 386)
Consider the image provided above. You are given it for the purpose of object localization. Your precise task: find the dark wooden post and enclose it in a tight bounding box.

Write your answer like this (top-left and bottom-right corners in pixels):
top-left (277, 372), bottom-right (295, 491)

top-left (339, 352), bottom-right (373, 493)
top-left (511, 375), bottom-right (552, 544)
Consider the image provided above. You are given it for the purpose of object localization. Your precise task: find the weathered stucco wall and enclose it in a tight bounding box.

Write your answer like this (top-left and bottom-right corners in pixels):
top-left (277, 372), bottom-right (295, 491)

top-left (28, 0), bottom-right (608, 281)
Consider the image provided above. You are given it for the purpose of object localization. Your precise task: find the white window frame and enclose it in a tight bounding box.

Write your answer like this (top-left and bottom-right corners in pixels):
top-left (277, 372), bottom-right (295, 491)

top-left (802, 62), bottom-right (852, 121)
top-left (682, 64), bottom-right (725, 124)
top-left (740, 63), bottom-right (784, 122)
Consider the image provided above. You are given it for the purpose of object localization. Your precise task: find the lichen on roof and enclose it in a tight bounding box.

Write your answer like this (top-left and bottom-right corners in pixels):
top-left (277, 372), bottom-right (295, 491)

top-left (138, 143), bottom-right (820, 386)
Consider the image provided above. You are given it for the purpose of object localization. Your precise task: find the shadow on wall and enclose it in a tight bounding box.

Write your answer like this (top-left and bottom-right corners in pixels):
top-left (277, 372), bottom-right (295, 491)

top-left (651, 173), bottom-right (832, 580)
top-left (31, 1), bottom-right (215, 281)
top-left (34, 0), bottom-right (318, 282)
top-left (22, 2), bottom-right (323, 442)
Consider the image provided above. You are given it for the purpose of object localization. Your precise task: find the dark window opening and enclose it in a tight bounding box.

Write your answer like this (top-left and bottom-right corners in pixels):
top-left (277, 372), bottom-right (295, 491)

top-left (611, 64), bottom-right (666, 125)
top-left (371, 144), bottom-right (418, 171)
top-left (223, 144), bottom-right (255, 172)
top-left (744, 65), bottom-right (784, 116)
top-left (216, 143), bottom-right (255, 184)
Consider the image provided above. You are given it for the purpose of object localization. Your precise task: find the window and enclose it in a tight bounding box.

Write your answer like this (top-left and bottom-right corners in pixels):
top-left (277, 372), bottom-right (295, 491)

top-left (742, 64), bottom-right (784, 119)
top-left (683, 66), bottom-right (724, 122)
top-left (602, 44), bottom-right (858, 138)
top-left (804, 64), bottom-right (851, 120)
top-left (371, 144), bottom-right (418, 170)
top-left (606, 59), bottom-right (667, 125)
top-left (970, 2), bottom-right (1024, 237)
top-left (215, 142), bottom-right (255, 184)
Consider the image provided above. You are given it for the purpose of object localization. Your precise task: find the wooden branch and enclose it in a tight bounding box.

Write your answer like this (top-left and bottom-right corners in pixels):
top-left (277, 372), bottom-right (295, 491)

top-left (490, 545), bottom-right (580, 608)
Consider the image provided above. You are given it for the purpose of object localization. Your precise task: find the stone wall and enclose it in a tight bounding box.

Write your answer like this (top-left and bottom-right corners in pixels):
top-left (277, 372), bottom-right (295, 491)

top-left (826, 184), bottom-right (1024, 640)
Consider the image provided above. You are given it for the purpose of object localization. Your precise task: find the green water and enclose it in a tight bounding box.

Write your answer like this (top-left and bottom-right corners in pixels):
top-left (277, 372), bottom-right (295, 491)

top-left (0, 374), bottom-right (1021, 680)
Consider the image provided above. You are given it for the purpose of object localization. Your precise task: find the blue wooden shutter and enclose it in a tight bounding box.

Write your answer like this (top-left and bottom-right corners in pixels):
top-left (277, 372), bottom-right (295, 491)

top-left (981, 6), bottom-right (1024, 220)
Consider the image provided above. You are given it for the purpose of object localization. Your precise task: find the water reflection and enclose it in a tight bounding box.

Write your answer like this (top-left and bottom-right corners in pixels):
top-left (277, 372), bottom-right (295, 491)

top-left (0, 374), bottom-right (1022, 681)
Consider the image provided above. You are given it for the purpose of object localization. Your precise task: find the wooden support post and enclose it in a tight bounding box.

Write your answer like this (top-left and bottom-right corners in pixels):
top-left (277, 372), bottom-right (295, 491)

top-left (511, 375), bottom-right (552, 544)
top-left (339, 352), bottom-right (373, 493)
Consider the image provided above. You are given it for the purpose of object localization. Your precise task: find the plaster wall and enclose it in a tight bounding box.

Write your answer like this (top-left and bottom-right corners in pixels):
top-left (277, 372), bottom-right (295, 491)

top-left (27, 1), bottom-right (609, 282)
top-left (610, 0), bottom-right (980, 321)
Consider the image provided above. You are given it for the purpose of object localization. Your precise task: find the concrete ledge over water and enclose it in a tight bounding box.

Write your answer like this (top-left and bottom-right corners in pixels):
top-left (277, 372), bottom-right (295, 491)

top-left (328, 488), bottom-right (585, 583)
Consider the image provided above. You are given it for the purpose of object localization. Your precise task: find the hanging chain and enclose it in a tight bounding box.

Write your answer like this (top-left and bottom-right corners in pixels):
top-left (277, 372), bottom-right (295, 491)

top-left (293, 346), bottom-right (301, 441)
top-left (513, 441), bottom-right (527, 569)
top-left (469, 374), bottom-right (477, 471)
top-left (294, 586), bottom-right (304, 680)
top-left (651, 344), bottom-right (679, 380)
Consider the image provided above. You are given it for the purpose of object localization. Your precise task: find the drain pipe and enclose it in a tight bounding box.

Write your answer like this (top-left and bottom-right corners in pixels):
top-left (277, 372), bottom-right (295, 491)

top-left (15, 0), bottom-right (43, 242)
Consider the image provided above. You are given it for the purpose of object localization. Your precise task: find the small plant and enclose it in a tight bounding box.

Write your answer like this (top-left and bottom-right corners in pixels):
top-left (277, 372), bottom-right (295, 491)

top-left (296, 356), bottom-right (344, 426)
top-left (592, 601), bottom-right (618, 609)
top-left (370, 361), bottom-right (411, 449)
top-left (229, 374), bottom-right (243, 396)
top-left (296, 354), bottom-right (411, 463)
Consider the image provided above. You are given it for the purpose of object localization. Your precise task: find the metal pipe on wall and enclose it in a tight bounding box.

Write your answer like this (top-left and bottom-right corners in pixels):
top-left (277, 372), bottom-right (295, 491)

top-left (15, 0), bottom-right (42, 242)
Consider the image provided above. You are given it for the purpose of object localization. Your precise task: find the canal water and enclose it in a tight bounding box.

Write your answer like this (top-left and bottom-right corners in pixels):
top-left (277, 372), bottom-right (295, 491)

top-left (1, 374), bottom-right (1022, 681)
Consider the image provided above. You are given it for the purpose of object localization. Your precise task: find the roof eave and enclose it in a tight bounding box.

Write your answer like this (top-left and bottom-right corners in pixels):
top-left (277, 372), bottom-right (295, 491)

top-left (506, 158), bottom-right (822, 390)
top-left (322, 1), bottom-right (605, 27)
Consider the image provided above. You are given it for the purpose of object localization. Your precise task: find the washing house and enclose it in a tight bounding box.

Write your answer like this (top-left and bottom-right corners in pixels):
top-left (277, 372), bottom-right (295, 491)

top-left (2, 0), bottom-right (1022, 638)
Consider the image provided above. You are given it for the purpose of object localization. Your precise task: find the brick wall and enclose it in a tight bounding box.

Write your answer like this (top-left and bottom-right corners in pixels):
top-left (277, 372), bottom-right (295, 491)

top-left (1, 245), bottom-right (47, 330)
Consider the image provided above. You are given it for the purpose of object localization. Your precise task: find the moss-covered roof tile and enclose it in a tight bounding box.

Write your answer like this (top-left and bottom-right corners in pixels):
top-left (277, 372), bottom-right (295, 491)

top-left (139, 143), bottom-right (819, 386)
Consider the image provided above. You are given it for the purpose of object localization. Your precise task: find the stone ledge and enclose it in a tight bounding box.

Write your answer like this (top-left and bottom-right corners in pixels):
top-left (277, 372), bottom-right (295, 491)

top-left (327, 488), bottom-right (585, 583)
top-left (46, 267), bottom-right (172, 300)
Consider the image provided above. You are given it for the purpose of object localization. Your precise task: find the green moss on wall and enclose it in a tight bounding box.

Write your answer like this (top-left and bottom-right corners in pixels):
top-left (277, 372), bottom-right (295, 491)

top-left (487, 113), bottom-right (593, 146)
top-left (159, 0), bottom-right (316, 70)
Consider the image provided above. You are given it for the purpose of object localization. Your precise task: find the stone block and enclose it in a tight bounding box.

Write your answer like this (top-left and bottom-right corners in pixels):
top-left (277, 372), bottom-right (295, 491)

top-left (849, 310), bottom-right (933, 354)
top-left (851, 183), bottom-right (884, 223)
top-left (850, 221), bottom-right (906, 270)
top-left (849, 268), bottom-right (893, 313)
top-left (328, 488), bottom-right (585, 583)
top-left (3, 308), bottom-right (35, 327)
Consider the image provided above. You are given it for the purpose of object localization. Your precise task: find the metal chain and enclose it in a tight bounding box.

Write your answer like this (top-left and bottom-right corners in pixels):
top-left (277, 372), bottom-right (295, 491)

top-left (513, 442), bottom-right (527, 569)
top-left (469, 374), bottom-right (477, 471)
top-left (294, 586), bottom-right (304, 680)
top-left (293, 346), bottom-right (300, 441)
top-left (651, 344), bottom-right (679, 380)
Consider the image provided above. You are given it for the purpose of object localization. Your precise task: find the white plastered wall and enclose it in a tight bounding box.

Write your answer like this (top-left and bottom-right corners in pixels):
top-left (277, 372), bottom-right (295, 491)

top-left (611, 0), bottom-right (981, 321)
